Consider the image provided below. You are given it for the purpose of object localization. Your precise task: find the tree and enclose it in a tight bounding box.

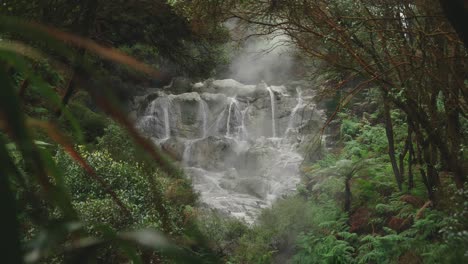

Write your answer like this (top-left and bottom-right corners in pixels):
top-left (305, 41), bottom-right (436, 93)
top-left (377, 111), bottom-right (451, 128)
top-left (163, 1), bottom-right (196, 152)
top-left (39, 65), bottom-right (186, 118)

top-left (2, 0), bottom-right (229, 109)
top-left (176, 0), bottom-right (467, 200)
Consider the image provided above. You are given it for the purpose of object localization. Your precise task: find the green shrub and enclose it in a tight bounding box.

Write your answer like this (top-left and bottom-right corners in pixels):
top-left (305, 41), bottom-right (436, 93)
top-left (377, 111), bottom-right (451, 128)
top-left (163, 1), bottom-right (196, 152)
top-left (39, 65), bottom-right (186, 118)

top-left (294, 232), bottom-right (355, 264)
top-left (96, 122), bottom-right (137, 162)
top-left (54, 147), bottom-right (162, 230)
top-left (196, 211), bottom-right (249, 257)
top-left (63, 102), bottom-right (109, 143)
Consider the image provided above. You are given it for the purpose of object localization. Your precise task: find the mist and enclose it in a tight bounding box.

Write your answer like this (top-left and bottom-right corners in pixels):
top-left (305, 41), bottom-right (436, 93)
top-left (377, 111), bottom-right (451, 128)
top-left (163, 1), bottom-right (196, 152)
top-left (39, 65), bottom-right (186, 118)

top-left (225, 22), bottom-right (296, 85)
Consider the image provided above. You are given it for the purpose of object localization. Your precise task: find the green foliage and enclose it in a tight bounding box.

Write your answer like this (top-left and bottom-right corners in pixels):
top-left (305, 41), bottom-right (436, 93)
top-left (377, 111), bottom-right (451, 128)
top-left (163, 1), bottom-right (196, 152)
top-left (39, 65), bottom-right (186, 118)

top-left (341, 121), bottom-right (388, 160)
top-left (63, 102), bottom-right (109, 143)
top-left (220, 194), bottom-right (345, 263)
top-left (96, 122), bottom-right (137, 162)
top-left (54, 146), bottom-right (190, 231)
top-left (2, 1), bottom-right (467, 263)
top-left (120, 44), bottom-right (160, 67)
top-left (214, 101), bottom-right (467, 263)
top-left (196, 211), bottom-right (249, 256)
top-left (339, 114), bottom-right (360, 139)
top-left (3, 0), bottom-right (229, 79)
top-left (49, 145), bottom-right (206, 262)
top-left (0, 12), bottom-right (212, 263)
top-left (229, 197), bottom-right (315, 263)
top-left (357, 232), bottom-right (408, 264)
top-left (294, 232), bottom-right (355, 264)
top-left (291, 197), bottom-right (468, 264)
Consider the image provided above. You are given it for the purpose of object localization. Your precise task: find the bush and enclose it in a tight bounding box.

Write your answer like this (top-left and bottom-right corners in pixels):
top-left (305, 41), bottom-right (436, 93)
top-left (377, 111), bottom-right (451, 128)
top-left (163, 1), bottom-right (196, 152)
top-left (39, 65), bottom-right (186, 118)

top-left (54, 147), bottom-right (163, 231)
top-left (63, 102), bottom-right (109, 143)
top-left (196, 211), bottom-right (249, 257)
top-left (294, 232), bottom-right (355, 264)
top-left (223, 195), bottom-right (344, 264)
top-left (96, 122), bottom-right (137, 163)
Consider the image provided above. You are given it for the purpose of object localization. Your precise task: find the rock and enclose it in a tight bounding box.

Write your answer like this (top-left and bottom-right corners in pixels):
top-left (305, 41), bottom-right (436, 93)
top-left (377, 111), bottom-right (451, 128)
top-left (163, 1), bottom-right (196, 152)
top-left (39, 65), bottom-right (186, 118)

top-left (165, 77), bottom-right (193, 94)
top-left (218, 174), bottom-right (267, 199)
top-left (136, 115), bottom-right (164, 138)
top-left (193, 79), bottom-right (257, 97)
top-left (188, 136), bottom-right (238, 170)
top-left (237, 142), bottom-right (272, 172)
top-left (128, 110), bottom-right (137, 122)
top-left (270, 85), bottom-right (288, 96)
top-left (201, 92), bottom-right (228, 103)
top-left (136, 92), bottom-right (159, 116)
top-left (170, 92), bottom-right (200, 102)
top-left (233, 178), bottom-right (268, 198)
top-left (170, 94), bottom-right (204, 138)
top-left (161, 137), bottom-right (186, 161)
top-left (132, 78), bottom-right (329, 222)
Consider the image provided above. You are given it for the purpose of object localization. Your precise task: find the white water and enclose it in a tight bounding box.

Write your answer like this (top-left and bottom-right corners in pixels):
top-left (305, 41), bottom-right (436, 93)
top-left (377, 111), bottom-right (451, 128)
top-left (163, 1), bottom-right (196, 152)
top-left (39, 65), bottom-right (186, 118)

top-left (286, 87), bottom-right (304, 135)
top-left (161, 98), bottom-right (171, 139)
top-left (183, 139), bottom-right (196, 166)
top-left (240, 104), bottom-right (249, 140)
top-left (213, 107), bottom-right (227, 135)
top-left (199, 100), bottom-right (209, 138)
top-left (226, 97), bottom-right (236, 137)
top-left (136, 80), bottom-right (322, 223)
top-left (266, 87), bottom-right (277, 137)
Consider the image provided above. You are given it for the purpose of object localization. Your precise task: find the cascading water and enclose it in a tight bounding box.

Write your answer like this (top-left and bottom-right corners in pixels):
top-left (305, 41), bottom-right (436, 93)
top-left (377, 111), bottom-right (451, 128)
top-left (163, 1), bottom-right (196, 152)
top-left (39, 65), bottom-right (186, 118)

top-left (198, 100), bottom-right (209, 138)
top-left (182, 139), bottom-right (195, 166)
top-left (135, 79), bottom-right (323, 223)
top-left (266, 87), bottom-right (277, 138)
top-left (240, 104), bottom-right (249, 140)
top-left (163, 102), bottom-right (171, 139)
top-left (226, 97), bottom-right (236, 137)
top-left (285, 87), bottom-right (304, 135)
top-left (212, 107), bottom-right (227, 135)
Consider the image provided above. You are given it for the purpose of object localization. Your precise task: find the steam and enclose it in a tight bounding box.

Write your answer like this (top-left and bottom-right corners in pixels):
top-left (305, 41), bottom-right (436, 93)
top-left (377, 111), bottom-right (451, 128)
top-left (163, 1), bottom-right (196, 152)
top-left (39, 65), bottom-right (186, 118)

top-left (225, 21), bottom-right (295, 84)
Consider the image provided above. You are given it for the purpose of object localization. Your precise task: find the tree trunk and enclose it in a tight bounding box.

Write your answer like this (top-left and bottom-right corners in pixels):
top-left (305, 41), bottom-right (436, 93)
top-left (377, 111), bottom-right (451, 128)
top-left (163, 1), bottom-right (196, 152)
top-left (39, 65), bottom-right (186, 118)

top-left (413, 125), bottom-right (435, 201)
top-left (438, 0), bottom-right (468, 49)
top-left (56, 0), bottom-right (98, 116)
top-left (443, 70), bottom-right (465, 188)
top-left (399, 130), bottom-right (411, 188)
top-left (407, 126), bottom-right (415, 190)
top-left (382, 92), bottom-right (403, 191)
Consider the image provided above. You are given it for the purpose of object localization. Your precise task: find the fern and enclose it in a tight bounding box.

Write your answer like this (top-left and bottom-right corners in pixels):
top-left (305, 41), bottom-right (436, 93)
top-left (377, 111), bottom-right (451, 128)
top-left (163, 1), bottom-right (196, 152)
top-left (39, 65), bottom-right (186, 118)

top-left (294, 233), bottom-right (355, 264)
top-left (357, 233), bottom-right (409, 264)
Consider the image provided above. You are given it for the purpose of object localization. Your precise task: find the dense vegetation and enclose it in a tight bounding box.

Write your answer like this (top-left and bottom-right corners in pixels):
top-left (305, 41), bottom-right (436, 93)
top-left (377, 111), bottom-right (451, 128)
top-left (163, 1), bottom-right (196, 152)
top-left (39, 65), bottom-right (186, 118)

top-left (197, 91), bottom-right (467, 263)
top-left (1, 0), bottom-right (466, 263)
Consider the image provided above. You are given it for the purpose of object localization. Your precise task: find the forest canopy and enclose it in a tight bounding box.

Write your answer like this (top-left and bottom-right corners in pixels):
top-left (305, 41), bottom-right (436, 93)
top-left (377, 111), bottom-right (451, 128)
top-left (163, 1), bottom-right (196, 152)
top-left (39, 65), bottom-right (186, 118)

top-left (0, 0), bottom-right (466, 263)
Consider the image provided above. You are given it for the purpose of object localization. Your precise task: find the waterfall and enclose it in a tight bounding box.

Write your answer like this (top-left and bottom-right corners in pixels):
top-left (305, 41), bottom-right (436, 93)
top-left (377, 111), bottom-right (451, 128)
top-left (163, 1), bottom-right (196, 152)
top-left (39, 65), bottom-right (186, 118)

top-left (135, 79), bottom-right (323, 223)
top-left (182, 139), bottom-right (195, 166)
top-left (213, 107), bottom-right (227, 135)
top-left (162, 100), bottom-right (171, 139)
top-left (285, 87), bottom-right (304, 135)
top-left (240, 104), bottom-right (249, 140)
top-left (199, 99), bottom-right (209, 138)
top-left (148, 100), bottom-right (157, 115)
top-left (266, 87), bottom-right (277, 137)
top-left (226, 97), bottom-right (237, 137)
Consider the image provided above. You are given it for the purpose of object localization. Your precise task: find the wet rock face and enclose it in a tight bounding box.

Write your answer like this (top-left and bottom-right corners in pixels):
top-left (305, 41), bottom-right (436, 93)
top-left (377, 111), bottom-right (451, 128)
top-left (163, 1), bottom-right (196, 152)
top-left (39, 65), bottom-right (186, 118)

top-left (160, 137), bottom-right (185, 161)
top-left (187, 136), bottom-right (238, 170)
top-left (194, 79), bottom-right (257, 97)
top-left (230, 178), bottom-right (269, 199)
top-left (165, 77), bottom-right (193, 94)
top-left (134, 78), bottom-right (326, 223)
